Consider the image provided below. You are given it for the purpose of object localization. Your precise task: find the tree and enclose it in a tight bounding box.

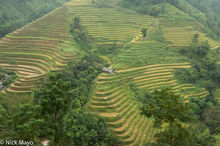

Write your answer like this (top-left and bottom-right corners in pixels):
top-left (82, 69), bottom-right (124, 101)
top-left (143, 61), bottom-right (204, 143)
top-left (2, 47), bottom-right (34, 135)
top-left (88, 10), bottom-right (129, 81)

top-left (203, 106), bottom-right (220, 134)
top-left (10, 104), bottom-right (44, 143)
top-left (73, 16), bottom-right (81, 30)
top-left (205, 82), bottom-right (217, 104)
top-left (34, 72), bottom-right (72, 146)
top-left (70, 16), bottom-right (89, 47)
top-left (154, 124), bottom-right (194, 146)
top-left (64, 110), bottom-right (121, 146)
top-left (0, 99), bottom-right (44, 144)
top-left (141, 28), bottom-right (147, 38)
top-left (192, 33), bottom-right (199, 45)
top-left (141, 88), bottom-right (193, 146)
top-left (190, 122), bottom-right (216, 146)
top-left (70, 16), bottom-right (81, 34)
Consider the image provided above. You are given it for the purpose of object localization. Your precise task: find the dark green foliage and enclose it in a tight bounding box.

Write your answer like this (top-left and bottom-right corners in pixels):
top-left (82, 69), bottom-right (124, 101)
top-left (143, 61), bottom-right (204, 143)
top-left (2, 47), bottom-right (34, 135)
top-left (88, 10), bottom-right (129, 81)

top-left (205, 82), bottom-right (217, 104)
top-left (177, 34), bottom-right (220, 90)
top-left (0, 97), bottom-right (44, 144)
top-left (190, 96), bottom-right (220, 136)
top-left (184, 0), bottom-right (220, 39)
top-left (129, 81), bottom-right (152, 104)
top-left (174, 68), bottom-right (199, 83)
top-left (151, 124), bottom-right (194, 146)
top-left (32, 54), bottom-right (115, 145)
top-left (0, 53), bottom-right (115, 145)
top-left (190, 97), bottom-right (207, 121)
top-left (141, 88), bottom-right (192, 126)
top-left (61, 54), bottom-right (108, 108)
top-left (203, 105), bottom-right (220, 135)
top-left (180, 34), bottom-right (210, 59)
top-left (141, 88), bottom-right (194, 146)
top-left (70, 16), bottom-right (90, 48)
top-left (190, 122), bottom-right (216, 146)
top-left (141, 28), bottom-right (147, 38)
top-left (119, 0), bottom-right (220, 38)
top-left (0, 0), bottom-right (70, 38)
top-left (141, 88), bottom-right (216, 146)
top-left (34, 72), bottom-right (72, 146)
top-left (72, 16), bottom-right (81, 30)
top-left (64, 110), bottom-right (121, 146)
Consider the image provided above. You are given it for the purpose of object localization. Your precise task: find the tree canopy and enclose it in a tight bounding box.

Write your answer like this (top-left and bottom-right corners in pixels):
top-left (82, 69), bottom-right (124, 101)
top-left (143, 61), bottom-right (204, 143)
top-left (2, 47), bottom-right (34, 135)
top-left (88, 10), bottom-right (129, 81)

top-left (141, 88), bottom-right (195, 146)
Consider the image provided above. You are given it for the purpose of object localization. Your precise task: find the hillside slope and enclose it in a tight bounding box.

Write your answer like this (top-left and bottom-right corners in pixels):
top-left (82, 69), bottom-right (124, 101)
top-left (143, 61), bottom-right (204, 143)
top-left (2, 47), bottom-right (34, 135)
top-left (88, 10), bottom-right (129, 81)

top-left (0, 0), bottom-right (219, 145)
top-left (66, 0), bottom-right (220, 145)
top-left (0, 2), bottom-right (77, 93)
top-left (0, 0), bottom-right (70, 38)
top-left (119, 0), bottom-right (220, 39)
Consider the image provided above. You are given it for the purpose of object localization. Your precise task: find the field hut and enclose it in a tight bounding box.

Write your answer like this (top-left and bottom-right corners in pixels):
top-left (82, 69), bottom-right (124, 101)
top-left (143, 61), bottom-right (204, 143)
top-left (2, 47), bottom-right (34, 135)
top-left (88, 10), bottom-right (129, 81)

top-left (102, 67), bottom-right (115, 74)
top-left (0, 81), bottom-right (3, 90)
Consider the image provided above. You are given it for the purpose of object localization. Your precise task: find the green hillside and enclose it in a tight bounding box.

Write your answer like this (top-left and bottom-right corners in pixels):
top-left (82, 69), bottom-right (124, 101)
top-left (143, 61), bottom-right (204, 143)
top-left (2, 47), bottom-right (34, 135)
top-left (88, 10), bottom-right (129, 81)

top-left (0, 0), bottom-right (220, 145)
top-left (68, 0), bottom-right (220, 145)
top-left (0, 3), bottom-right (76, 93)
top-left (0, 0), bottom-right (71, 38)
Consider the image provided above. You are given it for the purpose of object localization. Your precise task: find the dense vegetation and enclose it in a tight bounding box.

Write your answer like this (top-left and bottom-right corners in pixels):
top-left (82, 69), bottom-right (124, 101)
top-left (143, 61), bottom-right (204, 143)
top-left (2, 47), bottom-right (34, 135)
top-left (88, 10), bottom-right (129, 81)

top-left (119, 0), bottom-right (220, 39)
top-left (0, 11), bottom-right (121, 145)
top-left (70, 16), bottom-right (90, 50)
top-left (176, 34), bottom-right (220, 96)
top-left (0, 0), bottom-right (70, 38)
top-left (0, 54), bottom-right (120, 145)
top-left (1, 0), bottom-right (220, 145)
top-left (129, 85), bottom-right (217, 146)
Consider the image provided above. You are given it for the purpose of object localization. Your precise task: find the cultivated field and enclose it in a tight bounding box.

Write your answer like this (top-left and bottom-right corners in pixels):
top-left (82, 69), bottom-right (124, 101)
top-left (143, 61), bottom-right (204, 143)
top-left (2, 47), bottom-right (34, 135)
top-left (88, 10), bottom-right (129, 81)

top-left (0, 5), bottom-right (76, 93)
top-left (66, 0), bottom-right (155, 44)
top-left (1, 0), bottom-right (219, 144)
top-left (113, 41), bottom-right (189, 68)
top-left (89, 63), bottom-right (209, 145)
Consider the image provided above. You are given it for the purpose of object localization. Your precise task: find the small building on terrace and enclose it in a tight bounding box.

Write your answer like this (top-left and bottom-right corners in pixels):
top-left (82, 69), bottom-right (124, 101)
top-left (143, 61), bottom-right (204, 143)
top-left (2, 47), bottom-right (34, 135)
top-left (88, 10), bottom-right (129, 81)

top-left (102, 67), bottom-right (115, 74)
top-left (0, 81), bottom-right (3, 90)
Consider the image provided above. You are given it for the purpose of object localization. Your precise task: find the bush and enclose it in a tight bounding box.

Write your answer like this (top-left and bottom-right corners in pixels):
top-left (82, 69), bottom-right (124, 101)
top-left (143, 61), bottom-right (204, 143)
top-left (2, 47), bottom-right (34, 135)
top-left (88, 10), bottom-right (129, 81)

top-left (175, 68), bottom-right (199, 84)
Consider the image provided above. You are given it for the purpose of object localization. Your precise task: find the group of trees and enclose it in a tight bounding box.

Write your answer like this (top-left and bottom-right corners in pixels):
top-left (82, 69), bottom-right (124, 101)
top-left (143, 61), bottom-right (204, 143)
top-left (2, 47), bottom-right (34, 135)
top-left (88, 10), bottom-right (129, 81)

top-left (70, 16), bottom-right (90, 49)
top-left (0, 0), bottom-right (71, 38)
top-left (177, 34), bottom-right (220, 93)
top-left (0, 54), bottom-right (121, 145)
top-left (141, 88), bottom-right (195, 146)
top-left (129, 82), bottom-right (217, 146)
top-left (119, 0), bottom-right (220, 39)
top-left (178, 0), bottom-right (220, 39)
top-left (168, 34), bottom-right (220, 145)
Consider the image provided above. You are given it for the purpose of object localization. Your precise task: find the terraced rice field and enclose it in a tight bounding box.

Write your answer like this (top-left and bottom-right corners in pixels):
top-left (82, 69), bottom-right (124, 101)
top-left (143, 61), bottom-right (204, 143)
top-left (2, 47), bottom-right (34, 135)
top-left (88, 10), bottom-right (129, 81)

top-left (66, 0), bottom-right (155, 44)
top-left (1, 0), bottom-right (217, 144)
top-left (161, 21), bottom-right (220, 49)
top-left (0, 4), bottom-right (76, 93)
top-left (89, 63), bottom-right (208, 145)
top-left (162, 26), bottom-right (195, 47)
top-left (113, 41), bottom-right (189, 68)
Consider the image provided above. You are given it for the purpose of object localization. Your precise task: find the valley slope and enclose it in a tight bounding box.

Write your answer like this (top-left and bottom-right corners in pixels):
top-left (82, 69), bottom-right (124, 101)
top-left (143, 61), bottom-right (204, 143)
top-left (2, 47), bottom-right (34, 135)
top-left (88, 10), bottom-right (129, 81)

top-left (0, 0), bottom-right (220, 145)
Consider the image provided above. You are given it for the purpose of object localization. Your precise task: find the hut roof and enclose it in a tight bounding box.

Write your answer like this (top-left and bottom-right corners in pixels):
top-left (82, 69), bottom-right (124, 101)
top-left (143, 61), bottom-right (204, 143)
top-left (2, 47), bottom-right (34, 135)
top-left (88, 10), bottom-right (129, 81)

top-left (102, 67), bottom-right (114, 73)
